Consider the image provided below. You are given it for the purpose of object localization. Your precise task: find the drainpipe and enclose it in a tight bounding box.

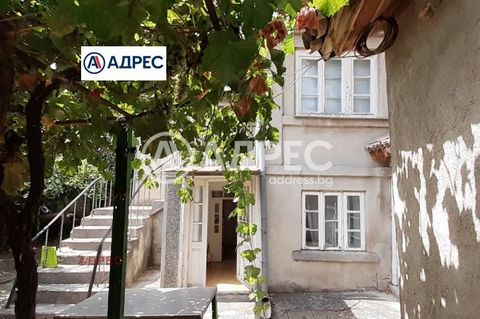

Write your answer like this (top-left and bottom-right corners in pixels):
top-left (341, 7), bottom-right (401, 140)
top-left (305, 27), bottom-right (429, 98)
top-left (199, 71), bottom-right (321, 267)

top-left (257, 141), bottom-right (269, 293)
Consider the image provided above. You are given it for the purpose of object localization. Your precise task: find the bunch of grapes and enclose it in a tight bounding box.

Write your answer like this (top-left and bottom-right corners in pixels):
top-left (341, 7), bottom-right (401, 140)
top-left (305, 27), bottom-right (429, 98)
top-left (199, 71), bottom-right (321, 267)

top-left (166, 42), bottom-right (187, 75)
top-left (260, 20), bottom-right (287, 49)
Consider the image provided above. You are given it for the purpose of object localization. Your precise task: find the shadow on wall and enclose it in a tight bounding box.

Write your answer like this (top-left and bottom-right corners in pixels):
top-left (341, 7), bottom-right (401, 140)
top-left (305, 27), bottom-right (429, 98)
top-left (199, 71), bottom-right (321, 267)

top-left (392, 123), bottom-right (480, 318)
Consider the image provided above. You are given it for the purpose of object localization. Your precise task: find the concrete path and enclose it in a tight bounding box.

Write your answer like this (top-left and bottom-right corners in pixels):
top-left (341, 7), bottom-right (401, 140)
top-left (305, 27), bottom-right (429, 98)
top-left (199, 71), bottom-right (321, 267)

top-left (271, 291), bottom-right (400, 319)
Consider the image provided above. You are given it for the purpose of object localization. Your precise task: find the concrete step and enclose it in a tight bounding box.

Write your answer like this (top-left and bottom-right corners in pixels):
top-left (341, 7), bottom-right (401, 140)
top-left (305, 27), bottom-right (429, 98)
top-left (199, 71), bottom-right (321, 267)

top-left (38, 265), bottom-right (109, 284)
top-left (60, 237), bottom-right (139, 251)
top-left (0, 303), bottom-right (74, 318)
top-left (70, 225), bottom-right (142, 238)
top-left (81, 215), bottom-right (146, 227)
top-left (60, 238), bottom-right (113, 251)
top-left (91, 206), bottom-right (153, 216)
top-left (56, 249), bottom-right (113, 265)
top-left (36, 284), bottom-right (107, 304)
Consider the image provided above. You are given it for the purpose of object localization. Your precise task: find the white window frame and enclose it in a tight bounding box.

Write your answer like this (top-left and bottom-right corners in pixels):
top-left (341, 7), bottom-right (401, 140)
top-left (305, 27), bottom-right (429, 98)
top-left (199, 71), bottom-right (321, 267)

top-left (301, 191), bottom-right (366, 251)
top-left (295, 51), bottom-right (378, 117)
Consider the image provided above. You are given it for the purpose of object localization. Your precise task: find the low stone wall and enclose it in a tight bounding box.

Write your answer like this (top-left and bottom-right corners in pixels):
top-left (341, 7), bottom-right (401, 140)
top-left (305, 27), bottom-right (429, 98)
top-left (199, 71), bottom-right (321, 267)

top-left (126, 206), bottom-right (163, 286)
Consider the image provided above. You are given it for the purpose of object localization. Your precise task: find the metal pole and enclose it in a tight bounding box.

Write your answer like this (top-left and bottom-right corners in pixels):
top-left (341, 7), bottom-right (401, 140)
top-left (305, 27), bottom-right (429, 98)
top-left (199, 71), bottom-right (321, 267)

top-left (59, 214), bottom-right (65, 245)
top-left (107, 118), bottom-right (133, 319)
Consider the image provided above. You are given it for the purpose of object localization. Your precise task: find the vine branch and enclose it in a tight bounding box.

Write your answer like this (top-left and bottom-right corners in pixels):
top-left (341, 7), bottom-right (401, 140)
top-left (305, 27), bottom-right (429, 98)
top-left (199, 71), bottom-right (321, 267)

top-left (204, 0), bottom-right (221, 31)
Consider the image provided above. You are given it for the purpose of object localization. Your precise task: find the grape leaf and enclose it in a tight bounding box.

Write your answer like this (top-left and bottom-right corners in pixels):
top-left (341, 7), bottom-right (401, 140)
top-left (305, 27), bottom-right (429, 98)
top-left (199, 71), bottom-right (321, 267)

top-left (201, 31), bottom-right (259, 84)
top-left (313, 0), bottom-right (349, 17)
top-left (241, 0), bottom-right (275, 35)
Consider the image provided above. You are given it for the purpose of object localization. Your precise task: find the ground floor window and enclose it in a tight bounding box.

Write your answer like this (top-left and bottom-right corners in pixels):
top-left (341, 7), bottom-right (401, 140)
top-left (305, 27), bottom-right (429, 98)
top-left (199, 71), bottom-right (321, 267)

top-left (302, 191), bottom-right (365, 251)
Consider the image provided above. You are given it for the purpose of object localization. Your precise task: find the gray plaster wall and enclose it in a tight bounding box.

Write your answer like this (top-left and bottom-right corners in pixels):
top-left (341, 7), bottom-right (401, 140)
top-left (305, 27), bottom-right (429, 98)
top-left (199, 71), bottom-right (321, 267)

top-left (386, 1), bottom-right (480, 318)
top-left (266, 175), bottom-right (392, 292)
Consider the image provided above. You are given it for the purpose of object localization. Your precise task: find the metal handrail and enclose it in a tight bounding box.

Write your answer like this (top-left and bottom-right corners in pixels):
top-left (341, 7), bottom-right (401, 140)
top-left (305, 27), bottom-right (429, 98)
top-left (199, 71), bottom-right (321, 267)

top-left (87, 157), bottom-right (172, 297)
top-left (32, 178), bottom-right (101, 242)
top-left (5, 177), bottom-right (110, 309)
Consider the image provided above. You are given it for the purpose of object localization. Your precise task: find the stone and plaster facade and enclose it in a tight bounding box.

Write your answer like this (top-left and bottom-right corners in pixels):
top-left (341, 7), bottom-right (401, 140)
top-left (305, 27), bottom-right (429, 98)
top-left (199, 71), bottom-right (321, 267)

top-left (386, 1), bottom-right (480, 318)
top-left (158, 40), bottom-right (394, 294)
top-left (264, 40), bottom-right (393, 292)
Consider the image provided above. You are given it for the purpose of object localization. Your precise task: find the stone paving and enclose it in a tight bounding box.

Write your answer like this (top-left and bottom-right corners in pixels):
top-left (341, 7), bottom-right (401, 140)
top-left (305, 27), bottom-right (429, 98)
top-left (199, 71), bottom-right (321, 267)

top-left (270, 291), bottom-right (400, 319)
top-left (1, 259), bottom-right (400, 319)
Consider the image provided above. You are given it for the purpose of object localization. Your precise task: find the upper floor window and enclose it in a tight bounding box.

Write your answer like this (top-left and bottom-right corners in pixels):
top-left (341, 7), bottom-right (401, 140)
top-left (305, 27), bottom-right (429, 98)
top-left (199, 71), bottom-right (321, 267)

top-left (302, 191), bottom-right (365, 251)
top-left (296, 54), bottom-right (377, 116)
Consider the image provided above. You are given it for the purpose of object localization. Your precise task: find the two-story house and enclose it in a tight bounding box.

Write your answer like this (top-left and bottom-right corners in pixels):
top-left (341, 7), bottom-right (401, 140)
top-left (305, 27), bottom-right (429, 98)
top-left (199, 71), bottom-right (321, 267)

top-left (157, 37), bottom-right (393, 293)
top-left (264, 40), bottom-right (392, 292)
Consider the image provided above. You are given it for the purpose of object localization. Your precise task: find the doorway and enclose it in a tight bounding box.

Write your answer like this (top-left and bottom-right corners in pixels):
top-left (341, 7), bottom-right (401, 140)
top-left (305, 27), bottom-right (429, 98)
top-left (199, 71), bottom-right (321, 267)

top-left (206, 196), bottom-right (246, 292)
top-left (222, 199), bottom-right (237, 261)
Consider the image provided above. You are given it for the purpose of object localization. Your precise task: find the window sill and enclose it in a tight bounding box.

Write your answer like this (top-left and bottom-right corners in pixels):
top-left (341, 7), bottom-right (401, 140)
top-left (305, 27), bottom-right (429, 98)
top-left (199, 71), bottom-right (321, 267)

top-left (291, 250), bottom-right (380, 263)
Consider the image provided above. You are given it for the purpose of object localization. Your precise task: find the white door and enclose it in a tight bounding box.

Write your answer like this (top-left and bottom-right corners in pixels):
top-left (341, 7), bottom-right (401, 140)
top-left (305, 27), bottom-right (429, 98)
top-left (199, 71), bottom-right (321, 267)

top-left (188, 183), bottom-right (207, 286)
top-left (208, 198), bottom-right (223, 262)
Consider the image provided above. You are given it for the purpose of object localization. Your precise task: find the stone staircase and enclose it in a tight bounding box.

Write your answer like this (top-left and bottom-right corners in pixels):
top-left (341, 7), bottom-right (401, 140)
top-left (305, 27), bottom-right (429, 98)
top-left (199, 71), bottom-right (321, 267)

top-left (34, 205), bottom-right (160, 306)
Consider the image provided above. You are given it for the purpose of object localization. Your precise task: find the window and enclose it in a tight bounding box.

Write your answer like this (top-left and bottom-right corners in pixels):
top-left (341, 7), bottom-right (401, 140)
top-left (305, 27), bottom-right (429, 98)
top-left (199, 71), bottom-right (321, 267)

top-left (297, 54), bottom-right (377, 116)
top-left (302, 192), bottom-right (365, 251)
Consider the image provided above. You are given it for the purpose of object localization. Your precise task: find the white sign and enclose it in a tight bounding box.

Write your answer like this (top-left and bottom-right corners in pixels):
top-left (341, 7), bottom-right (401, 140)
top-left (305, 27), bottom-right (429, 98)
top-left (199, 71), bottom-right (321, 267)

top-left (81, 46), bottom-right (167, 81)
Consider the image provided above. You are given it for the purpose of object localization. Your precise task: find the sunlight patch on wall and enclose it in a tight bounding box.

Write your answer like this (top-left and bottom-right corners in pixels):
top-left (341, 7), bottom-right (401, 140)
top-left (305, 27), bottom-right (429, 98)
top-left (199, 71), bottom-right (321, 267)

top-left (392, 123), bottom-right (480, 270)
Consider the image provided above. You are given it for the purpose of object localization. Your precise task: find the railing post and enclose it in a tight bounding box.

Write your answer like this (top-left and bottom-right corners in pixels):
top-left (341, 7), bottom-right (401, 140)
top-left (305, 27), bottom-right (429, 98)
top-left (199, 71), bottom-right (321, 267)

top-left (58, 214), bottom-right (64, 245)
top-left (108, 118), bottom-right (133, 319)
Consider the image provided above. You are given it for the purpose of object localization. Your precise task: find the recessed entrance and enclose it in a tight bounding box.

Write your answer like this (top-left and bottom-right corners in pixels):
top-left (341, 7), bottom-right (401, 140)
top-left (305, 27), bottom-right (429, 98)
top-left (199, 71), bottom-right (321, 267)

top-left (206, 195), bottom-right (246, 292)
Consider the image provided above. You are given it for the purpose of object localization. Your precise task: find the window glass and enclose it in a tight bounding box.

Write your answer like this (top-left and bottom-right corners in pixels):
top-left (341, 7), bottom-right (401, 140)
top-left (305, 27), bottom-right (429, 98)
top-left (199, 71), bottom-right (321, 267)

top-left (325, 60), bottom-right (341, 78)
top-left (347, 212), bottom-right (361, 230)
top-left (324, 195), bottom-right (339, 248)
top-left (305, 212), bottom-right (319, 229)
top-left (306, 230), bottom-right (319, 247)
top-left (301, 78), bottom-right (318, 95)
top-left (354, 60), bottom-right (370, 76)
top-left (301, 97), bottom-right (317, 113)
top-left (195, 186), bottom-right (203, 203)
top-left (325, 221), bottom-right (338, 247)
top-left (305, 194), bottom-right (319, 210)
top-left (303, 192), bottom-right (364, 250)
top-left (324, 60), bottom-right (342, 113)
top-left (192, 224), bottom-right (202, 242)
top-left (302, 59), bottom-right (318, 76)
top-left (325, 98), bottom-right (342, 113)
top-left (298, 56), bottom-right (375, 116)
top-left (354, 78), bottom-right (370, 94)
top-left (347, 196), bottom-right (360, 211)
top-left (193, 205), bottom-right (203, 223)
top-left (353, 59), bottom-right (371, 113)
top-left (353, 97), bottom-right (371, 113)
top-left (348, 231), bottom-right (361, 248)
top-left (324, 196), bottom-right (338, 220)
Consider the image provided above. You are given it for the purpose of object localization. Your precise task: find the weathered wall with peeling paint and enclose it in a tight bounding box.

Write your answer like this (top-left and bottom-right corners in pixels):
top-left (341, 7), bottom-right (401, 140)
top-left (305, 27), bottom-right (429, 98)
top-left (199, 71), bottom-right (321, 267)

top-left (386, 1), bottom-right (480, 318)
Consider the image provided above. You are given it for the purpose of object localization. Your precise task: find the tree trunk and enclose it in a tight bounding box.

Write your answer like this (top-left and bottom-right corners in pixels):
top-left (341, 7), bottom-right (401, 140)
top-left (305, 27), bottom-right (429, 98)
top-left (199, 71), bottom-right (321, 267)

top-left (12, 82), bottom-right (59, 318)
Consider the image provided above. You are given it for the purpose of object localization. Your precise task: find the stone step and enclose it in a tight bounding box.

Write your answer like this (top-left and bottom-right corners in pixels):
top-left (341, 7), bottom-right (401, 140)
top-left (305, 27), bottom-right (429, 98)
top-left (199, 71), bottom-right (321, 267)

top-left (70, 225), bottom-right (142, 238)
top-left (81, 215), bottom-right (146, 227)
top-left (36, 284), bottom-right (107, 304)
top-left (60, 237), bottom-right (139, 251)
top-left (38, 264), bottom-right (109, 284)
top-left (0, 303), bottom-right (74, 318)
top-left (60, 238), bottom-right (112, 251)
top-left (56, 249), bottom-right (113, 265)
top-left (91, 206), bottom-right (153, 216)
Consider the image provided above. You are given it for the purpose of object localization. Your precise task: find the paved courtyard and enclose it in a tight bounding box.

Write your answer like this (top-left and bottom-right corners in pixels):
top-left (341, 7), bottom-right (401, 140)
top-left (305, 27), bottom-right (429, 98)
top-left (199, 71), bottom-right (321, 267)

top-left (1, 261), bottom-right (399, 318)
top-left (271, 291), bottom-right (400, 319)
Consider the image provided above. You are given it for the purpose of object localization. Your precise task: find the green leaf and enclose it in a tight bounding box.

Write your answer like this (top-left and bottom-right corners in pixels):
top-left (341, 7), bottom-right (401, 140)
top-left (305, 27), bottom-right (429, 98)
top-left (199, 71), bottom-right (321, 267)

top-left (241, 0), bottom-right (275, 35)
top-left (313, 0), bottom-right (349, 17)
top-left (282, 33), bottom-right (295, 55)
top-left (131, 158), bottom-right (142, 171)
top-left (201, 31), bottom-right (259, 84)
